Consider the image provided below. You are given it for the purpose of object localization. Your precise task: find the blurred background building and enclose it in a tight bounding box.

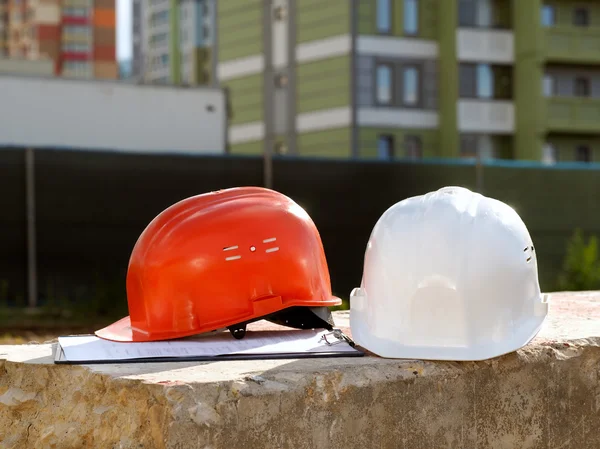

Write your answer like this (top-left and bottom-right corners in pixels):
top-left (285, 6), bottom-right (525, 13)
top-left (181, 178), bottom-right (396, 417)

top-left (2, 0), bottom-right (596, 162)
top-left (0, 0), bottom-right (117, 79)
top-left (212, 0), bottom-right (600, 162)
top-left (131, 0), bottom-right (215, 85)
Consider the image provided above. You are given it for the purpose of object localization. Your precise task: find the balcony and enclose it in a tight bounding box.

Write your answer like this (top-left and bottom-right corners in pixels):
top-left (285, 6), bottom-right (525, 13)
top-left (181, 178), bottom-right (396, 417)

top-left (545, 97), bottom-right (600, 134)
top-left (543, 27), bottom-right (600, 65)
top-left (457, 29), bottom-right (514, 64)
top-left (458, 100), bottom-right (515, 134)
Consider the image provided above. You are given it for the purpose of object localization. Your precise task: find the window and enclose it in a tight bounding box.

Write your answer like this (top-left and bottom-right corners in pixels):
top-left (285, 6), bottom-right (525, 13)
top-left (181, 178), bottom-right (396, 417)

top-left (63, 25), bottom-right (90, 37)
top-left (402, 66), bottom-right (419, 106)
top-left (459, 0), bottom-right (504, 28)
top-left (574, 7), bottom-right (589, 27)
top-left (575, 77), bottom-right (590, 97)
top-left (576, 145), bottom-right (591, 162)
top-left (63, 61), bottom-right (90, 77)
top-left (541, 4), bottom-right (555, 27)
top-left (460, 135), bottom-right (496, 159)
top-left (376, 64), bottom-right (393, 105)
top-left (151, 10), bottom-right (169, 26)
top-left (377, 135), bottom-right (394, 160)
top-left (405, 135), bottom-right (422, 159)
top-left (478, 134), bottom-right (495, 159)
top-left (476, 64), bottom-right (493, 99)
top-left (404, 0), bottom-right (418, 35)
top-left (475, 0), bottom-right (492, 27)
top-left (459, 0), bottom-right (476, 27)
top-left (376, 0), bottom-right (392, 33)
top-left (460, 63), bottom-right (512, 99)
top-left (542, 144), bottom-right (558, 164)
top-left (459, 63), bottom-right (513, 100)
top-left (543, 74), bottom-right (555, 97)
top-left (459, 64), bottom-right (476, 97)
top-left (203, 26), bottom-right (210, 39)
top-left (62, 42), bottom-right (90, 52)
top-left (460, 134), bottom-right (478, 158)
top-left (62, 7), bottom-right (88, 17)
top-left (150, 32), bottom-right (168, 45)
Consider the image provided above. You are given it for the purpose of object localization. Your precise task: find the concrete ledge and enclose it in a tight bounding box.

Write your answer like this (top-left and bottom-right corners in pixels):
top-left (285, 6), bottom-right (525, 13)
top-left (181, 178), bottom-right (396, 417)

top-left (1, 292), bottom-right (599, 449)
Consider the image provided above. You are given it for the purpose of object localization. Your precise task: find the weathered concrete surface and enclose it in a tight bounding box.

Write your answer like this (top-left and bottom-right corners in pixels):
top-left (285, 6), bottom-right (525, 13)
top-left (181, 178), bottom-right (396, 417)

top-left (1, 291), bottom-right (599, 449)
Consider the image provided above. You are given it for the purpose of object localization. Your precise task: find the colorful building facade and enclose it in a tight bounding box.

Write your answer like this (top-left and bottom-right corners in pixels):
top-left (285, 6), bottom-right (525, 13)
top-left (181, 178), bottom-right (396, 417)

top-left (131, 0), bottom-right (214, 85)
top-left (0, 0), bottom-right (117, 79)
top-left (216, 0), bottom-right (600, 162)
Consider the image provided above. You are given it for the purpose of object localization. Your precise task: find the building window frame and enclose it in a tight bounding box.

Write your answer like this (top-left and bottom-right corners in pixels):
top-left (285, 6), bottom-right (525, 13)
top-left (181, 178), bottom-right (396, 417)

top-left (377, 134), bottom-right (395, 160)
top-left (401, 65), bottom-right (421, 107)
top-left (460, 134), bottom-right (498, 160)
top-left (476, 63), bottom-right (493, 99)
top-left (542, 143), bottom-right (558, 164)
top-left (459, 62), bottom-right (512, 100)
top-left (458, 0), bottom-right (510, 29)
top-left (574, 76), bottom-right (591, 97)
top-left (404, 0), bottom-right (419, 36)
top-left (375, 62), bottom-right (394, 106)
top-left (376, 0), bottom-right (392, 34)
top-left (460, 134), bottom-right (479, 159)
top-left (543, 73), bottom-right (555, 97)
top-left (576, 145), bottom-right (591, 162)
top-left (573, 6), bottom-right (590, 27)
top-left (404, 135), bottom-right (423, 159)
top-left (541, 3), bottom-right (556, 27)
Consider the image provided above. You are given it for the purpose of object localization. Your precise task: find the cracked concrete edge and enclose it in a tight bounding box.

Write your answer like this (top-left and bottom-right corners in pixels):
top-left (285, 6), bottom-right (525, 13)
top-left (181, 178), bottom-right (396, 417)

top-left (2, 336), bottom-right (599, 448)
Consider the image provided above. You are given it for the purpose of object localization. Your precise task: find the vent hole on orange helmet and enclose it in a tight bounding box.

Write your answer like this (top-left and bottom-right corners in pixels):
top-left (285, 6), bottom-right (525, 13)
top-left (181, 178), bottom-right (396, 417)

top-left (223, 245), bottom-right (238, 252)
top-left (263, 237), bottom-right (277, 243)
top-left (225, 255), bottom-right (241, 261)
top-left (250, 246), bottom-right (256, 252)
top-left (266, 247), bottom-right (280, 253)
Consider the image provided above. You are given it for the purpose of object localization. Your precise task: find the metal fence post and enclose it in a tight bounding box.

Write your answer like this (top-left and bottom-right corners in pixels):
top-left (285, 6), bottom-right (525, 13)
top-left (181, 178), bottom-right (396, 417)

top-left (25, 147), bottom-right (38, 308)
top-left (262, 0), bottom-right (274, 189)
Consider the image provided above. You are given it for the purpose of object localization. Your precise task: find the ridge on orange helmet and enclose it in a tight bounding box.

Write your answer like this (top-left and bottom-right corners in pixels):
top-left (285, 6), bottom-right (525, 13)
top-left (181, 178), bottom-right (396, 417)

top-left (95, 187), bottom-right (341, 343)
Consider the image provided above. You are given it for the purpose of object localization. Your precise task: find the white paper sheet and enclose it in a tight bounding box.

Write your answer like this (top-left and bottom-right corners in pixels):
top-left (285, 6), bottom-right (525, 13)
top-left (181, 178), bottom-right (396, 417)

top-left (57, 329), bottom-right (359, 362)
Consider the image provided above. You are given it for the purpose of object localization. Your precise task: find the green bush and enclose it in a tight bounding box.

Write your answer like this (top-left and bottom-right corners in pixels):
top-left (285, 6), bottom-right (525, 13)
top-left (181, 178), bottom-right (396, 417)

top-left (556, 229), bottom-right (600, 291)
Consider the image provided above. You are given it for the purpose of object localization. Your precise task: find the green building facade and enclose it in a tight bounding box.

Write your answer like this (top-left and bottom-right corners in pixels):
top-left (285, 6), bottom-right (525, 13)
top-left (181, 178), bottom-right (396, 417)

top-left (215, 0), bottom-right (600, 162)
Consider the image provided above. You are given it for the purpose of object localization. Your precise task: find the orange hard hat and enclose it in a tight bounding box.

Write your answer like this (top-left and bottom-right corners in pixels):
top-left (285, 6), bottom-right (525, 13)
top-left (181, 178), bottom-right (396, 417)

top-left (95, 187), bottom-right (341, 342)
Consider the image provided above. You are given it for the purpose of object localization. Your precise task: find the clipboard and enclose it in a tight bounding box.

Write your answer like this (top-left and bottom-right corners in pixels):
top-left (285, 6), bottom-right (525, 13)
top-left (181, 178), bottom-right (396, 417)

top-left (54, 328), bottom-right (363, 365)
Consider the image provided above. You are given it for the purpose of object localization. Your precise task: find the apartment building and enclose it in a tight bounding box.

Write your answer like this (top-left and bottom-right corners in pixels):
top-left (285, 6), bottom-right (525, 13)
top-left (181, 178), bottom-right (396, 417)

top-left (132, 0), bottom-right (214, 85)
top-left (0, 0), bottom-right (117, 79)
top-left (217, 0), bottom-right (600, 162)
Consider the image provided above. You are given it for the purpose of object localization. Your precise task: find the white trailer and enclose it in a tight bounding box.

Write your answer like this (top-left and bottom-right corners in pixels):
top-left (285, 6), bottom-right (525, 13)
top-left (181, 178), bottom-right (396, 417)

top-left (0, 75), bottom-right (227, 154)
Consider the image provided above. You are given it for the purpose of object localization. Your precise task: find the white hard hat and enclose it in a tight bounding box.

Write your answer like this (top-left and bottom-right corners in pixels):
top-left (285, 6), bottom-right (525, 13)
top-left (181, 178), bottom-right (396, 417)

top-left (350, 186), bottom-right (549, 361)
